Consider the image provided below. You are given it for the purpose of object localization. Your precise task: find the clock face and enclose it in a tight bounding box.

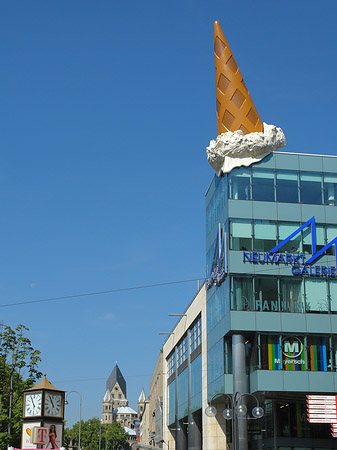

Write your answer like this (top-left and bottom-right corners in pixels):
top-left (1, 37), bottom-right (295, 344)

top-left (25, 392), bottom-right (42, 417)
top-left (44, 392), bottom-right (63, 417)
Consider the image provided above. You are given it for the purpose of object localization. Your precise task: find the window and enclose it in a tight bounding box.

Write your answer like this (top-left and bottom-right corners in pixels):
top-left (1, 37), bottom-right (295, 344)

top-left (323, 173), bottom-right (337, 206)
top-left (231, 276), bottom-right (254, 311)
top-left (190, 318), bottom-right (201, 352)
top-left (276, 170), bottom-right (299, 203)
top-left (255, 277), bottom-right (278, 312)
top-left (278, 222), bottom-right (302, 252)
top-left (330, 280), bottom-right (337, 313)
top-left (252, 169), bottom-right (275, 202)
top-left (305, 278), bottom-right (329, 312)
top-left (326, 224), bottom-right (337, 256)
top-left (168, 352), bottom-right (176, 377)
top-left (208, 284), bottom-right (225, 328)
top-left (228, 167), bottom-right (251, 200)
top-left (280, 278), bottom-right (304, 313)
top-left (300, 172), bottom-right (323, 204)
top-left (177, 337), bottom-right (187, 367)
top-left (260, 335), bottom-right (281, 370)
top-left (230, 219), bottom-right (252, 251)
top-left (253, 220), bottom-right (277, 251)
top-left (307, 336), bottom-right (329, 371)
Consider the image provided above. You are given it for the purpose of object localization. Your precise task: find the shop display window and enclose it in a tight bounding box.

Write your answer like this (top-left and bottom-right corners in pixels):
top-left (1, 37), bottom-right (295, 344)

top-left (307, 336), bottom-right (329, 371)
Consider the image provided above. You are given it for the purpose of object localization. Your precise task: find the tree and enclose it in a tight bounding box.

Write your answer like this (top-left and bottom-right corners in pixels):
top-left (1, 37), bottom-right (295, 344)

top-left (64, 418), bottom-right (128, 450)
top-left (0, 324), bottom-right (43, 449)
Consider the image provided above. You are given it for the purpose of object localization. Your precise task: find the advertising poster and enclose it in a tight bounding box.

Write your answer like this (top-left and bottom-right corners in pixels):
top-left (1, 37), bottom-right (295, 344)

top-left (43, 423), bottom-right (63, 449)
top-left (21, 422), bottom-right (41, 449)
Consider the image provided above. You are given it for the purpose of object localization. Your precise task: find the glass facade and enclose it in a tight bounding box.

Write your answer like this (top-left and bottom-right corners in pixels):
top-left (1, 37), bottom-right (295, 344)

top-left (205, 152), bottom-right (337, 448)
top-left (228, 218), bottom-right (336, 255)
top-left (226, 167), bottom-right (337, 206)
top-left (166, 317), bottom-right (202, 424)
top-left (222, 333), bottom-right (335, 373)
top-left (230, 275), bottom-right (337, 313)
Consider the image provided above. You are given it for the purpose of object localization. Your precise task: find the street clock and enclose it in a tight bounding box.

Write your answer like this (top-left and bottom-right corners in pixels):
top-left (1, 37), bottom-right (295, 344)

top-left (22, 374), bottom-right (65, 449)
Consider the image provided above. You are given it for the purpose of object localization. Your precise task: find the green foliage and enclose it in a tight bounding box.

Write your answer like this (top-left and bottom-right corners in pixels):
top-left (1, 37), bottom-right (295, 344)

top-left (64, 418), bottom-right (128, 450)
top-left (0, 324), bottom-right (43, 449)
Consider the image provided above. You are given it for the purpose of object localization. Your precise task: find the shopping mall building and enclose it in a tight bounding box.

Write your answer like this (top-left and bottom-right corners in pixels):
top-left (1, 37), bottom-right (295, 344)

top-left (162, 150), bottom-right (337, 450)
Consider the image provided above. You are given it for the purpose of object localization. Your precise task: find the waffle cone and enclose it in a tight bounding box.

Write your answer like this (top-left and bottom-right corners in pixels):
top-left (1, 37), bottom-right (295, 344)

top-left (214, 21), bottom-right (263, 135)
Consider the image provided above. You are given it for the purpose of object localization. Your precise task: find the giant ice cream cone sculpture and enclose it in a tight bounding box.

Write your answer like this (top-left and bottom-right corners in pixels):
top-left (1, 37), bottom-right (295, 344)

top-left (207, 21), bottom-right (286, 175)
top-left (214, 21), bottom-right (263, 135)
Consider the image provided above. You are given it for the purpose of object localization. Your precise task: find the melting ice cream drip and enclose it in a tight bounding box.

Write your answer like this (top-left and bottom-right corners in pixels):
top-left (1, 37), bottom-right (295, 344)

top-left (206, 123), bottom-right (286, 175)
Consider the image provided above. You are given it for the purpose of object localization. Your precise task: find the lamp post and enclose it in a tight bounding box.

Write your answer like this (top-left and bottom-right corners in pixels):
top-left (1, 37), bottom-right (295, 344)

top-left (65, 391), bottom-right (82, 450)
top-left (205, 392), bottom-right (264, 450)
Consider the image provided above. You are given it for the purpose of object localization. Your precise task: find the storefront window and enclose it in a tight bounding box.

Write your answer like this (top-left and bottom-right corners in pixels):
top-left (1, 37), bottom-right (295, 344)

top-left (252, 168), bottom-right (275, 202)
top-left (255, 277), bottom-right (278, 312)
top-left (228, 167), bottom-right (251, 200)
top-left (300, 172), bottom-right (323, 204)
top-left (280, 278), bottom-right (304, 313)
top-left (307, 336), bottom-right (329, 371)
top-left (230, 219), bottom-right (252, 251)
top-left (254, 220), bottom-right (277, 251)
top-left (276, 170), bottom-right (299, 203)
top-left (231, 276), bottom-right (254, 311)
top-left (261, 335), bottom-right (281, 370)
top-left (305, 278), bottom-right (329, 312)
top-left (323, 173), bottom-right (337, 206)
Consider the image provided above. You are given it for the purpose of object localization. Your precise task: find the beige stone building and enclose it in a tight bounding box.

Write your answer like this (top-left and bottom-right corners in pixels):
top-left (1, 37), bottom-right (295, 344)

top-left (161, 284), bottom-right (227, 450)
top-left (139, 352), bottom-right (164, 448)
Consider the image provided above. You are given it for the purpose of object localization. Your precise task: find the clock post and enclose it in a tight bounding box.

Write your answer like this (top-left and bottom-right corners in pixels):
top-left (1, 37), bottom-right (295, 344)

top-left (22, 374), bottom-right (65, 449)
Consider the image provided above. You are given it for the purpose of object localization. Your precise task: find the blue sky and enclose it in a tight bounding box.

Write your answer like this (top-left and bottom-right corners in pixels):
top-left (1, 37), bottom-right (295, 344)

top-left (1, 0), bottom-right (337, 427)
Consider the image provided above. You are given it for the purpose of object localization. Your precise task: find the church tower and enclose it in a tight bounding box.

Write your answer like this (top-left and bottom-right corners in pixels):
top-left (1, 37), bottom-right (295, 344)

top-left (137, 388), bottom-right (148, 420)
top-left (102, 363), bottom-right (137, 427)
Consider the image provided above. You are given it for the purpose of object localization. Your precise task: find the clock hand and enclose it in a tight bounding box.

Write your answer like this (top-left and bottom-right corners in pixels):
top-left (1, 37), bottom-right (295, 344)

top-left (51, 398), bottom-right (55, 408)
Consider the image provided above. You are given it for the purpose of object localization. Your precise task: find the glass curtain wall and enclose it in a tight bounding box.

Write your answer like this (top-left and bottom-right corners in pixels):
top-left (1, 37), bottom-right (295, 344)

top-left (227, 167), bottom-right (337, 206)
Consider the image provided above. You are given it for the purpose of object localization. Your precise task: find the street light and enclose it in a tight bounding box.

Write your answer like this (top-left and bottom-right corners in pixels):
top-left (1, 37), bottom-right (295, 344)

top-left (65, 391), bottom-right (82, 450)
top-left (205, 392), bottom-right (264, 450)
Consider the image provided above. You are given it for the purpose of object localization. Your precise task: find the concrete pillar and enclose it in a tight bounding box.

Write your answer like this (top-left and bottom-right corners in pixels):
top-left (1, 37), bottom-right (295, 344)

top-left (189, 413), bottom-right (202, 450)
top-left (232, 334), bottom-right (247, 450)
top-left (176, 420), bottom-right (187, 450)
